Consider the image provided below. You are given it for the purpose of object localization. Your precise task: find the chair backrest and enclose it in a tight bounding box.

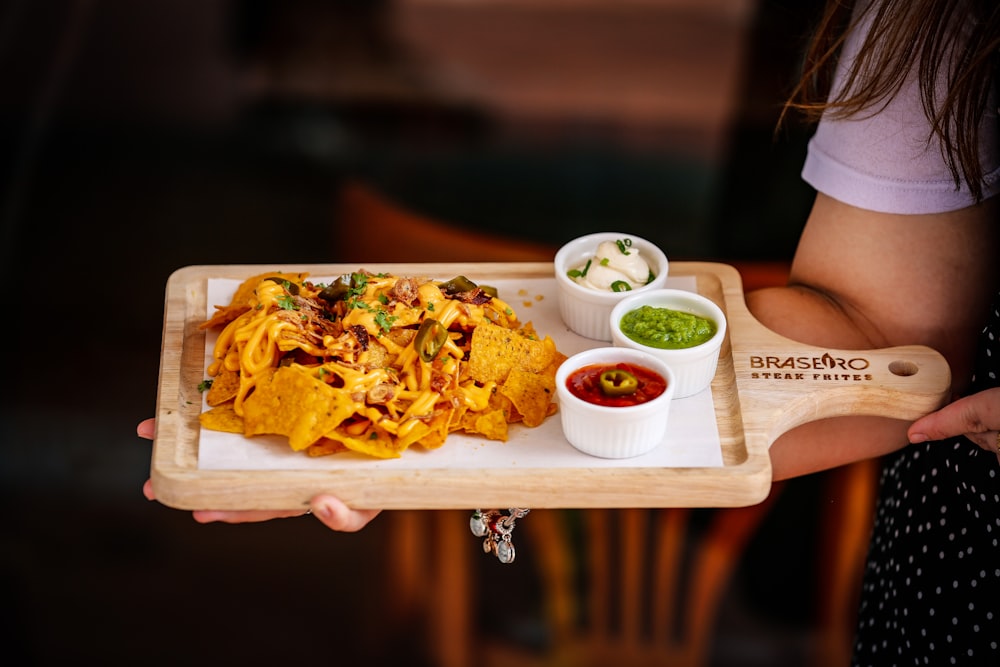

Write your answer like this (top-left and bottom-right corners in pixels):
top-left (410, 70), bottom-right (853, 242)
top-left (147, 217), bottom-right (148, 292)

top-left (331, 179), bottom-right (558, 263)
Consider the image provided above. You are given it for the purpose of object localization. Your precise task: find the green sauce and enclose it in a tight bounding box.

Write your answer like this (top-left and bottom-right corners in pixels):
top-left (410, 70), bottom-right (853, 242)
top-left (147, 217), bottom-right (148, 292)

top-left (620, 305), bottom-right (716, 349)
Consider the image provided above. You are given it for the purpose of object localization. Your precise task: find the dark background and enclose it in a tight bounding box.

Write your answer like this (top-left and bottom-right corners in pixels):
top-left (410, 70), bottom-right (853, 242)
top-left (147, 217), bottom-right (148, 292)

top-left (0, 1), bottom-right (840, 665)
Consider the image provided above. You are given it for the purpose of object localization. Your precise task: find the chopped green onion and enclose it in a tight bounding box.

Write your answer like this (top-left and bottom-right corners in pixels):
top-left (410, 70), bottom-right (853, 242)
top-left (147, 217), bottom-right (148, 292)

top-left (610, 280), bottom-right (632, 292)
top-left (567, 259), bottom-right (592, 279)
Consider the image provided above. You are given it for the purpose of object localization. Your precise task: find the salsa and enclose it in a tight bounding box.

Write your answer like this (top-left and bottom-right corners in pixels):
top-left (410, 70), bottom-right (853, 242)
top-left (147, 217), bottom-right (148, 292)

top-left (565, 362), bottom-right (667, 407)
top-left (619, 305), bottom-right (716, 349)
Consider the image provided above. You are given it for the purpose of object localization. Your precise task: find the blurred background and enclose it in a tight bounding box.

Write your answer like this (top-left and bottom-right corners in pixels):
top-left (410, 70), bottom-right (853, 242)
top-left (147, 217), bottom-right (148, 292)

top-left (0, 0), bottom-right (869, 665)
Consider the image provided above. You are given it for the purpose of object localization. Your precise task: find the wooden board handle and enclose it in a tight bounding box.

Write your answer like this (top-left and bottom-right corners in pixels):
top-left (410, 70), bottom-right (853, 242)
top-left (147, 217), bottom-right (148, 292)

top-left (736, 342), bottom-right (951, 446)
top-left (710, 262), bottom-right (953, 446)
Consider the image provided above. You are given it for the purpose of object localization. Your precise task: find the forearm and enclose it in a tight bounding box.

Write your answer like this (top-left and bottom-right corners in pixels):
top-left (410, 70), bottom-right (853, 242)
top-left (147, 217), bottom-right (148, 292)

top-left (745, 194), bottom-right (998, 480)
top-left (768, 416), bottom-right (909, 481)
top-left (746, 284), bottom-right (912, 480)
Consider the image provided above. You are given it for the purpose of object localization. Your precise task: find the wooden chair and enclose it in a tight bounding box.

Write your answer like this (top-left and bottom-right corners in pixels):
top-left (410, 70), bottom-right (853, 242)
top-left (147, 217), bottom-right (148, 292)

top-left (482, 502), bottom-right (782, 667)
top-left (333, 180), bottom-right (878, 667)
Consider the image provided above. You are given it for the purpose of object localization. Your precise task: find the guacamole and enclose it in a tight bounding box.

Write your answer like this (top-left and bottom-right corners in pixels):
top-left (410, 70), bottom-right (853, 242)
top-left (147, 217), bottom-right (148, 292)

top-left (619, 305), bottom-right (716, 349)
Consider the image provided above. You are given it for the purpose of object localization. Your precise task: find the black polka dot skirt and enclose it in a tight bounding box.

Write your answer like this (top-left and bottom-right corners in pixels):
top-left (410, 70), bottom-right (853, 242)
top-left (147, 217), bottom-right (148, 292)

top-left (852, 294), bottom-right (1000, 666)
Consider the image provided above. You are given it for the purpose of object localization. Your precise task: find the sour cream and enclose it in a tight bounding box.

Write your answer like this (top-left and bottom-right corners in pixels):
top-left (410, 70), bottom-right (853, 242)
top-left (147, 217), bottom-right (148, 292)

top-left (569, 239), bottom-right (653, 292)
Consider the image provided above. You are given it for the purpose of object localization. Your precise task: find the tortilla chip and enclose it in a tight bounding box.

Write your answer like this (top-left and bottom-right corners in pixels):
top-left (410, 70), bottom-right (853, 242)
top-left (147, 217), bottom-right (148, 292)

top-left (413, 409), bottom-right (453, 450)
top-left (199, 403), bottom-right (244, 433)
top-left (499, 368), bottom-right (555, 428)
top-left (393, 420), bottom-right (433, 452)
top-left (468, 321), bottom-right (558, 384)
top-left (205, 369), bottom-right (240, 407)
top-left (312, 429), bottom-right (402, 459)
top-left (305, 437), bottom-right (350, 457)
top-left (544, 350), bottom-right (568, 378)
top-left (460, 408), bottom-right (509, 442)
top-left (487, 390), bottom-right (515, 420)
top-left (242, 366), bottom-right (357, 450)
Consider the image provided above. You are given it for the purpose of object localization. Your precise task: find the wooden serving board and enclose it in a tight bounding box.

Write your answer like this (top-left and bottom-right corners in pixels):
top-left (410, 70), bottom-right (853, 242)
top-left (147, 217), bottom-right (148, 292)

top-left (151, 262), bottom-right (950, 511)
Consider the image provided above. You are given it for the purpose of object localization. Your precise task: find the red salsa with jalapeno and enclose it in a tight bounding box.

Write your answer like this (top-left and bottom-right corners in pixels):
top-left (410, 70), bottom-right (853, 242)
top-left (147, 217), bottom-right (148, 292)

top-left (565, 362), bottom-right (667, 407)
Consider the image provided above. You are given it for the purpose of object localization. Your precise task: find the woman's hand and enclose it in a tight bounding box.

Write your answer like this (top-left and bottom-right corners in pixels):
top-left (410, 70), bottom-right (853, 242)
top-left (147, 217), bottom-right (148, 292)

top-left (908, 387), bottom-right (1000, 463)
top-left (136, 418), bottom-right (382, 531)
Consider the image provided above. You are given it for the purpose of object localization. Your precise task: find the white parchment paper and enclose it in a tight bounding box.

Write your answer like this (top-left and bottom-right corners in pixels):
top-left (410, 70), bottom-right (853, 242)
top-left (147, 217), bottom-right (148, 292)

top-left (197, 275), bottom-right (723, 471)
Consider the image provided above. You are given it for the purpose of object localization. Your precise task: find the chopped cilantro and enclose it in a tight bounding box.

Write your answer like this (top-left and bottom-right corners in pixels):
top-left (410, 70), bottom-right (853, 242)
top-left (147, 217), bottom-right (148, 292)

top-left (198, 379), bottom-right (213, 393)
top-left (276, 294), bottom-right (299, 310)
top-left (374, 309), bottom-right (397, 333)
top-left (348, 272), bottom-right (369, 297)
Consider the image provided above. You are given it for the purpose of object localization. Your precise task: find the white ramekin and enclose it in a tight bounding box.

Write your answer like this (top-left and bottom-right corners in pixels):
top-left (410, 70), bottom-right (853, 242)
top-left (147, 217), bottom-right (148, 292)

top-left (555, 347), bottom-right (676, 459)
top-left (609, 288), bottom-right (726, 399)
top-left (554, 232), bottom-right (669, 342)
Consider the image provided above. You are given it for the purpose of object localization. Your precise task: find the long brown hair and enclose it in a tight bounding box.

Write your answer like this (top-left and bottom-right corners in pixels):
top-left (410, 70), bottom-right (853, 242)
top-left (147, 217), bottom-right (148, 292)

top-left (781, 0), bottom-right (1000, 202)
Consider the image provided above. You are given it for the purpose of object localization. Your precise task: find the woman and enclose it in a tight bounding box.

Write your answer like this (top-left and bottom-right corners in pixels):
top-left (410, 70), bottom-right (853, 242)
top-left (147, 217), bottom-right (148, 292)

top-left (139, 0), bottom-right (1000, 661)
top-left (747, 0), bottom-right (1000, 663)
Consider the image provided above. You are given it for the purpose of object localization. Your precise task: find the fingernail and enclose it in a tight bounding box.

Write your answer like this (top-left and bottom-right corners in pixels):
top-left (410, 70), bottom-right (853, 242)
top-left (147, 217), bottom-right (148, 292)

top-left (910, 433), bottom-right (928, 444)
top-left (315, 500), bottom-right (334, 521)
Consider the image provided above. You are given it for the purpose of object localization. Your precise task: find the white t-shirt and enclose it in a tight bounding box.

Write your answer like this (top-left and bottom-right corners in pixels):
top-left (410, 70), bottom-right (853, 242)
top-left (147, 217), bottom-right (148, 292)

top-left (802, 2), bottom-right (1000, 214)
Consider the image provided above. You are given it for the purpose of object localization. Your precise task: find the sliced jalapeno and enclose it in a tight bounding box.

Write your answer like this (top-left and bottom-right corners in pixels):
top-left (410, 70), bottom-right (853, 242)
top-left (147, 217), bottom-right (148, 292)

top-left (415, 318), bottom-right (448, 362)
top-left (319, 273), bottom-right (370, 302)
top-left (599, 368), bottom-right (638, 396)
top-left (319, 274), bottom-right (352, 302)
top-left (439, 275), bottom-right (478, 295)
top-left (610, 280), bottom-right (632, 293)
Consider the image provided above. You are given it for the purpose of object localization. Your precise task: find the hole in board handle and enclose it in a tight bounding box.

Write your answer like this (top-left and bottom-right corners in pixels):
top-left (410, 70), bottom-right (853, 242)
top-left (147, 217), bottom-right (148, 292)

top-left (889, 360), bottom-right (919, 377)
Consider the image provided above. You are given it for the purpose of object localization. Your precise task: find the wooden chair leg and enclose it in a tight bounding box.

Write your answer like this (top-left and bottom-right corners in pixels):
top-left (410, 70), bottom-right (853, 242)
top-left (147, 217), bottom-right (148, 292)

top-left (429, 510), bottom-right (473, 667)
top-left (814, 460), bottom-right (879, 667)
top-left (683, 488), bottom-right (783, 666)
top-left (385, 510), bottom-right (425, 621)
